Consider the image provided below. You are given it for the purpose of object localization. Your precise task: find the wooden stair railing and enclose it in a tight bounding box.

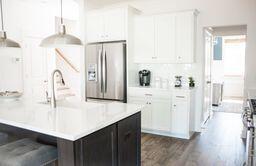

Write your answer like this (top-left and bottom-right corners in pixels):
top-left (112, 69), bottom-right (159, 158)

top-left (55, 48), bottom-right (80, 73)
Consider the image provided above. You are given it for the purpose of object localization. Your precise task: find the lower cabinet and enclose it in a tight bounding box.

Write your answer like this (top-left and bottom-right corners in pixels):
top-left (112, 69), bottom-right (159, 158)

top-left (151, 99), bottom-right (171, 132)
top-left (171, 100), bottom-right (189, 136)
top-left (83, 124), bottom-right (117, 166)
top-left (128, 97), bottom-right (153, 130)
top-left (57, 113), bottom-right (141, 166)
top-left (118, 113), bottom-right (141, 166)
top-left (171, 89), bottom-right (195, 139)
top-left (128, 96), bottom-right (171, 133)
top-left (127, 87), bottom-right (195, 139)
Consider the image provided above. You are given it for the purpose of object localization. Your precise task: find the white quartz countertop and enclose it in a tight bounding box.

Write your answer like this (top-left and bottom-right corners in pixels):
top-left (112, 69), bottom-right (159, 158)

top-left (0, 99), bottom-right (143, 141)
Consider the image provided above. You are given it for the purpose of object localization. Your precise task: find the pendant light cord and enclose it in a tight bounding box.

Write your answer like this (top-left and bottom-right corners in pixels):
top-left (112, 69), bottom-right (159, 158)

top-left (0, 0), bottom-right (4, 31)
top-left (60, 0), bottom-right (63, 24)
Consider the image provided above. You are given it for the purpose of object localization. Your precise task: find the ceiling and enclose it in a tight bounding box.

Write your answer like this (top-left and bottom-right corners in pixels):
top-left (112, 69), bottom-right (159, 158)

top-left (19, 0), bottom-right (132, 10)
top-left (85, 0), bottom-right (131, 9)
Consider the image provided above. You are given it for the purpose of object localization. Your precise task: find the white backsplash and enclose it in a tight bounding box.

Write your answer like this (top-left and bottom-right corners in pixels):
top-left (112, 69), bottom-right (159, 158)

top-left (138, 63), bottom-right (198, 88)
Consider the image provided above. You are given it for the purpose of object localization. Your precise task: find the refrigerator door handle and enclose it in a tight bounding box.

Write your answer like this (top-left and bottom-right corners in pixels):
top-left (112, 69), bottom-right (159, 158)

top-left (98, 49), bottom-right (103, 93)
top-left (103, 50), bottom-right (107, 93)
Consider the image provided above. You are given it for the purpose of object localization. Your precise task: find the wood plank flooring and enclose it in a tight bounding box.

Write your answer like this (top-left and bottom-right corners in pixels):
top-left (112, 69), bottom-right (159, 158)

top-left (141, 112), bottom-right (246, 166)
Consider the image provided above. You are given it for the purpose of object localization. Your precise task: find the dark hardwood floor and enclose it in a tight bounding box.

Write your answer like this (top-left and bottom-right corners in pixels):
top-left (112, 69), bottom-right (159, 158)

top-left (141, 112), bottom-right (246, 166)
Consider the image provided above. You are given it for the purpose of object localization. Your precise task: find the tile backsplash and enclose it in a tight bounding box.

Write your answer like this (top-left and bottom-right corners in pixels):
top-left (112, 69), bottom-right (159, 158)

top-left (138, 63), bottom-right (197, 88)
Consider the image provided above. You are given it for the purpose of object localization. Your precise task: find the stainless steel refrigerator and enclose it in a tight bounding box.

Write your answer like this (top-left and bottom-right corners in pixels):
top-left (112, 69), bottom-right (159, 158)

top-left (86, 42), bottom-right (126, 102)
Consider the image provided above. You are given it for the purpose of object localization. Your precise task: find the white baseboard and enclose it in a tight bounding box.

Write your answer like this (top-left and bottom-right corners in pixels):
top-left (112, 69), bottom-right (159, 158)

top-left (141, 128), bottom-right (193, 140)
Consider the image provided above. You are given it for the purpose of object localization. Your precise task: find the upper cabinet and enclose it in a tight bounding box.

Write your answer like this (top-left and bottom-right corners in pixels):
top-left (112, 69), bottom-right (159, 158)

top-left (175, 12), bottom-right (196, 63)
top-left (133, 16), bottom-right (155, 63)
top-left (86, 7), bottom-right (134, 43)
top-left (133, 10), bottom-right (197, 64)
top-left (104, 9), bottom-right (126, 41)
top-left (155, 14), bottom-right (176, 63)
top-left (86, 12), bottom-right (105, 42)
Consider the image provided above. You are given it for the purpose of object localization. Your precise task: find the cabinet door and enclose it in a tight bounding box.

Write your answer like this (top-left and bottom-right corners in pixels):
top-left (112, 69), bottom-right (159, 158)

top-left (104, 8), bottom-right (126, 41)
top-left (175, 12), bottom-right (195, 63)
top-left (128, 97), bottom-right (152, 130)
top-left (133, 16), bottom-right (155, 63)
top-left (155, 14), bottom-right (176, 63)
top-left (118, 113), bottom-right (141, 166)
top-left (87, 12), bottom-right (104, 42)
top-left (151, 98), bottom-right (171, 132)
top-left (83, 124), bottom-right (117, 166)
top-left (171, 100), bottom-right (189, 136)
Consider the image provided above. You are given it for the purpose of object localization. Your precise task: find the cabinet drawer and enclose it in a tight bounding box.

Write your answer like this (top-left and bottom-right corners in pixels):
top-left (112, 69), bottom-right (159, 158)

top-left (173, 94), bottom-right (188, 101)
top-left (172, 90), bottom-right (190, 101)
top-left (128, 87), bottom-right (171, 99)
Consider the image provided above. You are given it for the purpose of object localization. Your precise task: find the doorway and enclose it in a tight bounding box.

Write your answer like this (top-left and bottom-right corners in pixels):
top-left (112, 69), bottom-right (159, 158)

top-left (204, 25), bottom-right (247, 116)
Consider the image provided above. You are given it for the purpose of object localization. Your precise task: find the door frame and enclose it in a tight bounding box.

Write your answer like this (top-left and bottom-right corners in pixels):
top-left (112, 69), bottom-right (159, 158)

top-left (202, 28), bottom-right (214, 126)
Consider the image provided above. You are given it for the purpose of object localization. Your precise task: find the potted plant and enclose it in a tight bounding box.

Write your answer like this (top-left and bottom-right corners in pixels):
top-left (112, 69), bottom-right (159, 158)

top-left (188, 77), bottom-right (195, 87)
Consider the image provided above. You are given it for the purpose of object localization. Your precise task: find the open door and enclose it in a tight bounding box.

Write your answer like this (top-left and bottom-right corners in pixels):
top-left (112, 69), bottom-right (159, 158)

top-left (203, 29), bottom-right (213, 124)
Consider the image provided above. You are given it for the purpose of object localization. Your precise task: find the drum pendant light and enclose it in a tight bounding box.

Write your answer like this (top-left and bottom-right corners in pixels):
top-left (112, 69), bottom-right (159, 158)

top-left (0, 0), bottom-right (20, 48)
top-left (40, 0), bottom-right (82, 47)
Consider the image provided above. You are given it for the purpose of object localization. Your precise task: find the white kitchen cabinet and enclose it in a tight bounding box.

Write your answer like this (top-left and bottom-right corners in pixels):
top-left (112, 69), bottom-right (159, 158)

top-left (175, 11), bottom-right (196, 63)
top-left (171, 99), bottom-right (188, 136)
top-left (128, 96), bottom-right (153, 130)
top-left (151, 98), bottom-right (171, 132)
top-left (128, 87), bottom-right (195, 139)
top-left (104, 9), bottom-right (126, 41)
top-left (86, 8), bottom-right (127, 43)
top-left (155, 14), bottom-right (176, 63)
top-left (133, 10), bottom-right (197, 64)
top-left (127, 87), bottom-right (172, 133)
top-left (171, 89), bottom-right (195, 139)
top-left (133, 16), bottom-right (155, 63)
top-left (86, 12), bottom-right (104, 42)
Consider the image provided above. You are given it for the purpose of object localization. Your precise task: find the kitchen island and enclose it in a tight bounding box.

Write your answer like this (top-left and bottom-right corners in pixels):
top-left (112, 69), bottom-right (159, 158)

top-left (0, 99), bottom-right (143, 166)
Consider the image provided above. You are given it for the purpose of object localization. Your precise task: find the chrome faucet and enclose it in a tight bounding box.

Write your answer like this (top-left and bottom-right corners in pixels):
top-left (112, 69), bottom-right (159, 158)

top-left (51, 69), bottom-right (65, 108)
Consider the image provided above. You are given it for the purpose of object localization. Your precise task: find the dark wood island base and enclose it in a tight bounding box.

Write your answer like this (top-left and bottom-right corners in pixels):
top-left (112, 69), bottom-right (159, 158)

top-left (0, 112), bottom-right (141, 166)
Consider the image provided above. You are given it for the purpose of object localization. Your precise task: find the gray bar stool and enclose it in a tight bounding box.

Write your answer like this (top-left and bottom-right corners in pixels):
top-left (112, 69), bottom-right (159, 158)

top-left (0, 138), bottom-right (58, 166)
top-left (0, 132), bottom-right (9, 146)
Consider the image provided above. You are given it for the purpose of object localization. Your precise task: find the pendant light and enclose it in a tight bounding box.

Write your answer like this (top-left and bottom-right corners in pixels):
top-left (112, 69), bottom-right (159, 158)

top-left (40, 0), bottom-right (82, 47)
top-left (0, 0), bottom-right (20, 48)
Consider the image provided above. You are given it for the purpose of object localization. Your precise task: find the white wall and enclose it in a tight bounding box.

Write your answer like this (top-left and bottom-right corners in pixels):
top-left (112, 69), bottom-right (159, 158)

top-left (0, 0), bottom-right (55, 93)
top-left (86, 0), bottom-right (256, 131)
top-left (0, 0), bottom-right (84, 98)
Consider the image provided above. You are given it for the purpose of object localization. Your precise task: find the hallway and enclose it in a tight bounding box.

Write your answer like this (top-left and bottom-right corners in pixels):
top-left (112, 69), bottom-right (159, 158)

top-left (141, 112), bottom-right (246, 166)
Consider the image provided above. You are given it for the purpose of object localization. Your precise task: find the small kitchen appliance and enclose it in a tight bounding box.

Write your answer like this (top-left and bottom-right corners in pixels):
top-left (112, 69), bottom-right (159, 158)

top-left (174, 76), bottom-right (182, 87)
top-left (139, 70), bottom-right (151, 86)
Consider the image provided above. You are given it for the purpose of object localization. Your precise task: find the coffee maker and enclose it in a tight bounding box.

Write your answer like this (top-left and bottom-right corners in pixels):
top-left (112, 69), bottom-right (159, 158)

top-left (139, 70), bottom-right (151, 86)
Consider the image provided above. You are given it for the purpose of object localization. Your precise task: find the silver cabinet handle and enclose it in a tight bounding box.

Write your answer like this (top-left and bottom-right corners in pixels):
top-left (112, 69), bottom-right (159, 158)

top-left (176, 96), bottom-right (185, 98)
top-left (145, 94), bottom-right (153, 96)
